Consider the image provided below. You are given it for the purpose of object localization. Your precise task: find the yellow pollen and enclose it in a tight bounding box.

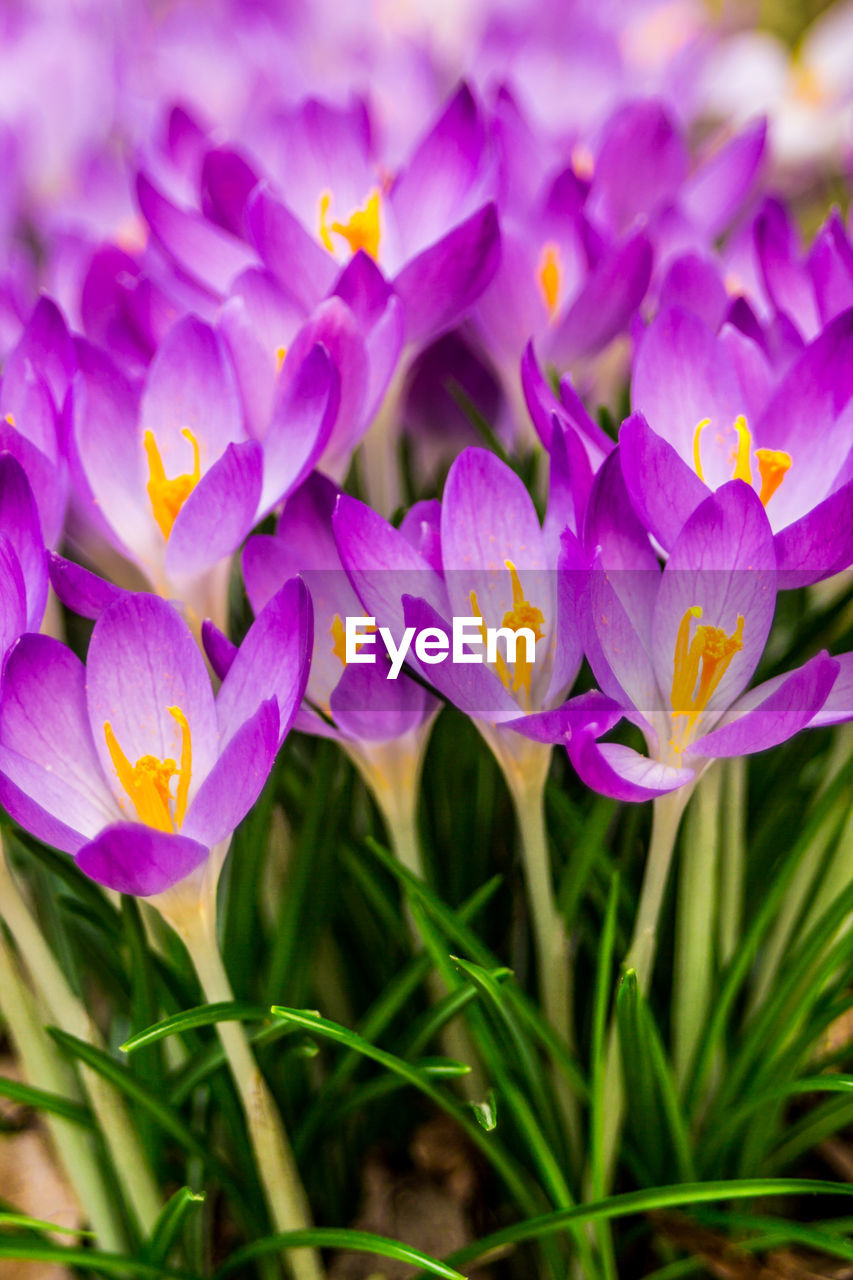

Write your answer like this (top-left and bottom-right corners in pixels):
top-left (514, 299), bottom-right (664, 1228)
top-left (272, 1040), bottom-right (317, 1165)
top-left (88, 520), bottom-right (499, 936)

top-left (104, 707), bottom-right (192, 833)
top-left (331, 613), bottom-right (375, 666)
top-left (755, 448), bottom-right (792, 507)
top-left (276, 346), bottom-right (287, 372)
top-left (471, 561), bottom-right (545, 711)
top-left (318, 189), bottom-right (381, 260)
top-left (731, 415), bottom-right (752, 484)
top-left (144, 428), bottom-right (201, 540)
top-left (4, 413), bottom-right (14, 427)
top-left (670, 606), bottom-right (744, 754)
top-left (537, 244), bottom-right (562, 319)
top-left (693, 418), bottom-right (710, 482)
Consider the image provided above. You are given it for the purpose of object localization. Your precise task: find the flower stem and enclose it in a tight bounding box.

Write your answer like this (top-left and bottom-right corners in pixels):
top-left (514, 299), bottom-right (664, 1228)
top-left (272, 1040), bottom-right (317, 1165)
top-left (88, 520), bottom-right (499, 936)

top-left (600, 787), bottom-right (689, 1183)
top-left (0, 845), bottom-right (161, 1236)
top-left (718, 758), bottom-right (746, 967)
top-left (0, 925), bottom-right (125, 1250)
top-left (176, 901), bottom-right (324, 1280)
top-left (673, 767), bottom-right (720, 1087)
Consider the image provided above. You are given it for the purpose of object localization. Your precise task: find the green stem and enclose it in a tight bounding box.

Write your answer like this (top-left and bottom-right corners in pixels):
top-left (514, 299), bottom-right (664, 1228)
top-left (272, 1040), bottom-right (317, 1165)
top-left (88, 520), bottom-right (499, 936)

top-left (0, 846), bottom-right (161, 1236)
top-left (175, 901), bottom-right (324, 1280)
top-left (673, 767), bottom-right (720, 1088)
top-left (601, 787), bottom-right (690, 1184)
top-left (0, 927), bottom-right (125, 1250)
top-left (718, 758), bottom-right (746, 968)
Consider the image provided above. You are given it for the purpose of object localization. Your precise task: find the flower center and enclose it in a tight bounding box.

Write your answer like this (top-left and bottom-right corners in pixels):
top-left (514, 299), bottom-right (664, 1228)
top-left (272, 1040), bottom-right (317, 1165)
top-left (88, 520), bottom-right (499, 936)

top-left (669, 605), bottom-right (744, 755)
top-left (693, 415), bottom-right (792, 507)
top-left (330, 614), bottom-right (376, 666)
top-left (537, 243), bottom-right (562, 319)
top-left (318, 189), bottom-right (381, 260)
top-left (470, 560), bottom-right (545, 711)
top-left (144, 428), bottom-right (201, 540)
top-left (104, 707), bottom-right (192, 832)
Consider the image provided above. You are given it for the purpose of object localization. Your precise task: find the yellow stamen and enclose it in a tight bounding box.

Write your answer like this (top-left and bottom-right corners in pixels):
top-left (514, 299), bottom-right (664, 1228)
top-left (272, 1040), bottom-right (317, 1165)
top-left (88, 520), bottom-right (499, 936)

top-left (537, 244), bottom-right (561, 319)
top-left (670, 607), bottom-right (744, 754)
top-left (470, 589), bottom-right (511, 691)
top-left (731, 415), bottom-right (752, 485)
top-left (4, 413), bottom-right (14, 427)
top-left (693, 419), bottom-right (710, 482)
top-left (755, 448), bottom-right (792, 507)
top-left (104, 713), bottom-right (193, 834)
top-left (318, 191), bottom-right (335, 252)
top-left (144, 428), bottom-right (201, 540)
top-left (331, 614), bottom-right (347, 666)
top-left (331, 189), bottom-right (381, 260)
top-left (276, 346), bottom-right (287, 372)
top-left (472, 563), bottom-right (545, 711)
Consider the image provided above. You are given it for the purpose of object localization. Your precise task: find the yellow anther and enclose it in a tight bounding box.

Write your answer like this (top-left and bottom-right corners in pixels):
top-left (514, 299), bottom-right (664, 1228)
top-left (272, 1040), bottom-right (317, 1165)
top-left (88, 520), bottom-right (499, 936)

top-left (537, 244), bottom-right (561, 319)
top-left (670, 607), bottom-right (744, 754)
top-left (319, 188), bottom-right (381, 260)
top-left (144, 428), bottom-right (201, 540)
top-left (331, 614), bottom-right (347, 666)
top-left (693, 419), bottom-right (710, 483)
top-left (471, 563), bottom-right (545, 711)
top-left (104, 710), bottom-right (193, 834)
top-left (4, 413), bottom-right (14, 427)
top-left (755, 448), bottom-right (792, 507)
top-left (276, 346), bottom-right (287, 372)
top-left (731, 415), bottom-right (753, 485)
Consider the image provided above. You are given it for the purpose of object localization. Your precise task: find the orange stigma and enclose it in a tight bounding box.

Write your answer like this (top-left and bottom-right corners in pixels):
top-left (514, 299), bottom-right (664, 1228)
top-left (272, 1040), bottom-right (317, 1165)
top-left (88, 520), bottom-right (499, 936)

top-left (471, 561), bottom-right (545, 711)
top-left (144, 428), bottom-right (201, 540)
top-left (537, 244), bottom-right (562, 319)
top-left (104, 707), bottom-right (192, 832)
top-left (755, 448), bottom-right (792, 506)
top-left (693, 415), bottom-right (791, 508)
top-left (318, 189), bottom-right (381, 260)
top-left (670, 606), bottom-right (744, 754)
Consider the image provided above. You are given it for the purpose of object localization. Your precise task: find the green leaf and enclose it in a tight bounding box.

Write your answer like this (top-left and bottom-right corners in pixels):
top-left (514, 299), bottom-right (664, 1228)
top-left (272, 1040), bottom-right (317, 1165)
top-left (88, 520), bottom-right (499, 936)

top-left (144, 1187), bottom-right (205, 1268)
top-left (214, 1226), bottom-right (467, 1280)
top-left (0, 1239), bottom-right (192, 1277)
top-left (0, 1076), bottom-right (91, 1128)
top-left (616, 971), bottom-right (695, 1185)
top-left (0, 1215), bottom-right (93, 1237)
top-left (121, 1002), bottom-right (272, 1053)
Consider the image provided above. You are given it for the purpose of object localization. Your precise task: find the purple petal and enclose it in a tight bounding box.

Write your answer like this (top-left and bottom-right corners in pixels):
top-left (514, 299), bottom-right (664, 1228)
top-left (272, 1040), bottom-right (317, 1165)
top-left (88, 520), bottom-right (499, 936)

top-left (166, 440), bottom-right (262, 578)
top-left (201, 619), bottom-right (237, 681)
top-left (260, 342), bottom-right (340, 513)
top-left (137, 171), bottom-right (255, 296)
top-left (681, 119), bottom-right (767, 239)
top-left (591, 100), bottom-right (687, 232)
top-left (216, 577), bottom-right (312, 748)
top-left (182, 700), bottom-right (279, 847)
top-left (504, 690), bottom-right (623, 744)
top-left (773, 479), bottom-right (853, 589)
top-left (329, 661), bottom-right (437, 742)
top-left (0, 536), bottom-right (26, 661)
top-left (0, 453), bottom-right (47, 630)
top-left (754, 197), bottom-right (819, 339)
top-left (200, 146), bottom-right (259, 237)
top-left (76, 823), bottom-right (209, 896)
top-left (658, 253), bottom-right (729, 332)
top-left (568, 729), bottom-right (693, 802)
top-left (689, 652), bottom-right (838, 758)
top-left (810, 652), bottom-right (853, 727)
top-left (619, 412), bottom-right (708, 551)
top-left (245, 183), bottom-right (337, 312)
top-left (393, 203), bottom-right (500, 346)
top-left (87, 594), bottom-right (219, 810)
top-left (0, 635), bottom-right (119, 853)
top-left (48, 552), bottom-right (124, 621)
top-left (5, 296), bottom-right (75, 410)
top-left (549, 232), bottom-right (651, 363)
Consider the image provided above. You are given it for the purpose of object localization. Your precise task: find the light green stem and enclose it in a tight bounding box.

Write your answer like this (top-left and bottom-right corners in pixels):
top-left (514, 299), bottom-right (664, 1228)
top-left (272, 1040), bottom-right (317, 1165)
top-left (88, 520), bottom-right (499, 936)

top-left (176, 904), bottom-right (323, 1280)
top-left (673, 767), bottom-right (721, 1087)
top-left (0, 927), bottom-right (125, 1250)
top-left (358, 361), bottom-right (408, 517)
top-left (601, 787), bottom-right (690, 1183)
top-left (0, 847), bottom-right (161, 1235)
top-left (718, 758), bottom-right (746, 967)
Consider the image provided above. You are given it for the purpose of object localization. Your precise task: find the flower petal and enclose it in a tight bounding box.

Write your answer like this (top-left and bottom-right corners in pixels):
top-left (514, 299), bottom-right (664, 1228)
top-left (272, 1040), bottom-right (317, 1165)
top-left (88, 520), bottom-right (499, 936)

top-left (619, 411), bottom-right (709, 551)
top-left (48, 552), bottom-right (124, 621)
top-left (166, 440), bottom-right (263, 579)
top-left (182, 700), bottom-right (279, 848)
top-left (0, 453), bottom-right (47, 630)
top-left (76, 823), bottom-right (209, 896)
top-left (568, 729), bottom-right (693, 802)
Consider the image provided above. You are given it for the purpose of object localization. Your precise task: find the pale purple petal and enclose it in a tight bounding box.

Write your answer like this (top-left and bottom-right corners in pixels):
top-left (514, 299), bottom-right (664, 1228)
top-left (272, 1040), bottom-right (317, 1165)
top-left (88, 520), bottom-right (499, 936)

top-left (568, 729), bottom-right (693, 802)
top-left (182, 700), bottom-right (279, 847)
top-left (165, 440), bottom-right (262, 578)
top-left (329, 661), bottom-right (437, 741)
top-left (47, 552), bottom-right (124, 621)
top-left (619, 412), bottom-right (708, 551)
top-left (0, 453), bottom-right (47, 630)
top-left (260, 342), bottom-right (340, 513)
top-left (76, 823), bottom-right (209, 896)
top-left (810, 652), bottom-right (853, 727)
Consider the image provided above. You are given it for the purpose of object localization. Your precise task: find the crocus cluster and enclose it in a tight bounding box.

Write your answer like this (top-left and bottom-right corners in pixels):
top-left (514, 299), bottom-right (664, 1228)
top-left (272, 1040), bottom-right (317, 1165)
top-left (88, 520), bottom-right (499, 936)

top-left (0, 0), bottom-right (852, 911)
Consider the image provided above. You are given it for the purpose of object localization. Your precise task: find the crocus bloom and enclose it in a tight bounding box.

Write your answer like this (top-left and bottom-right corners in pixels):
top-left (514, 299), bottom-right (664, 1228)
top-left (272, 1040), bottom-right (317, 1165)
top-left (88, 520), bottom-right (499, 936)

top-left (64, 313), bottom-right (337, 627)
top-left (625, 305), bottom-right (853, 587)
top-left (240, 473), bottom-right (440, 824)
top-left (0, 453), bottom-right (49, 668)
top-left (566, 473), bottom-right (840, 801)
top-left (0, 586), bottom-right (311, 898)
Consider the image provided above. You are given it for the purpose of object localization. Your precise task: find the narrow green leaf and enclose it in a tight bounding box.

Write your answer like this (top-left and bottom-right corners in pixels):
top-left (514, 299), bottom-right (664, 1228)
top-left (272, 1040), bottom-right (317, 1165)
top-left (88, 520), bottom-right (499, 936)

top-left (0, 1215), bottom-right (94, 1237)
top-left (214, 1226), bottom-right (466, 1280)
top-left (121, 1002), bottom-right (271, 1053)
top-left (0, 1077), bottom-right (91, 1128)
top-left (144, 1187), bottom-right (205, 1268)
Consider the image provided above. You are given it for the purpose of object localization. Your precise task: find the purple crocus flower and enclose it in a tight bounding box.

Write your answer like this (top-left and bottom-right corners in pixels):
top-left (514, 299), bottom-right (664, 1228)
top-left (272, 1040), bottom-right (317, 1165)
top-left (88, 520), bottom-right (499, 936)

top-left (624, 304), bottom-right (853, 587)
top-left (565, 473), bottom-right (840, 801)
top-left (61, 312), bottom-right (337, 628)
top-left (0, 453), bottom-right (49, 669)
top-left (240, 473), bottom-right (440, 819)
top-left (0, 585), bottom-right (311, 899)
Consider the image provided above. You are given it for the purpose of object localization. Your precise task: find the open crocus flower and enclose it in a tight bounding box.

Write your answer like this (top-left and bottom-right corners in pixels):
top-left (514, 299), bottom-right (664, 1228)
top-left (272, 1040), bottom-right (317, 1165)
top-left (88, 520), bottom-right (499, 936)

top-left (238, 473), bottom-right (440, 832)
top-left (333, 444), bottom-right (590, 790)
top-left (624, 304), bottom-right (853, 587)
top-left (0, 586), bottom-right (311, 900)
top-left (62, 312), bottom-right (337, 628)
top-left (568, 473), bottom-right (840, 802)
